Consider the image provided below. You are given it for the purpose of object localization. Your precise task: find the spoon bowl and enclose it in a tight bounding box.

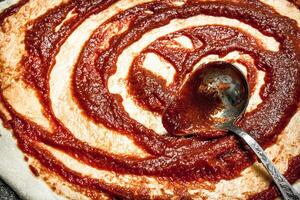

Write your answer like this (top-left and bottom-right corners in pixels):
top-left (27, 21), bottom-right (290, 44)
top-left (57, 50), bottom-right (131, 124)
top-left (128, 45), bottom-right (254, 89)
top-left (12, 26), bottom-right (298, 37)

top-left (196, 61), bottom-right (249, 129)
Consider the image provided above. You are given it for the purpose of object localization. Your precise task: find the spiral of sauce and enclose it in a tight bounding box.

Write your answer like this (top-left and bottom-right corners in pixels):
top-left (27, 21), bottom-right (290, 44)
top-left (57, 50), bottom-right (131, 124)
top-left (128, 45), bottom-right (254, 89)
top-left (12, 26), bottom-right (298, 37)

top-left (0, 0), bottom-right (300, 199)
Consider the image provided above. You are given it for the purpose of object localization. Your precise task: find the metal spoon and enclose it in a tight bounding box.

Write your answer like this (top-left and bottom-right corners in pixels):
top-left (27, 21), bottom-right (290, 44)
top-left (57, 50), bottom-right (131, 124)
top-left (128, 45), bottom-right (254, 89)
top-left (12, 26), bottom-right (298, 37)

top-left (184, 61), bottom-right (300, 200)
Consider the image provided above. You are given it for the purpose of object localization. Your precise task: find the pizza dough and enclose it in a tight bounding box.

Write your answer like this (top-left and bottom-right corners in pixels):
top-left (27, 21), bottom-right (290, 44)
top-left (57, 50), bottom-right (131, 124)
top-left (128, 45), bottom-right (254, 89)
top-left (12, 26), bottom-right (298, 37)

top-left (0, 0), bottom-right (299, 199)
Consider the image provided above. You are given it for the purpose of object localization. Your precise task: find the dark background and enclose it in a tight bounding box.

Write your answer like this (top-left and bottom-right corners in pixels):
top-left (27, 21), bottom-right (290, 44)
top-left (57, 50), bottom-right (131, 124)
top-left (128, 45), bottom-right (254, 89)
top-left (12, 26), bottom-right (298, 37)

top-left (0, 179), bottom-right (20, 200)
top-left (0, 0), bottom-right (20, 199)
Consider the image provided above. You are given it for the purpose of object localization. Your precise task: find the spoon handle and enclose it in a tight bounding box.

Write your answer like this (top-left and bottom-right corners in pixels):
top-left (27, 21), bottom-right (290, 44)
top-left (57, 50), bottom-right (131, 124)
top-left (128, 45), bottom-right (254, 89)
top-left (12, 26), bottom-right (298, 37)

top-left (229, 125), bottom-right (300, 200)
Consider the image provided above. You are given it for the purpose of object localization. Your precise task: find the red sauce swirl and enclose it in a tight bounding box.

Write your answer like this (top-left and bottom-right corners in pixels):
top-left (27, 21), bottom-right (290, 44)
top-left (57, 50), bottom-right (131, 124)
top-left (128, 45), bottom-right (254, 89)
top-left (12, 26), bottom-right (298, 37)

top-left (0, 0), bottom-right (300, 199)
